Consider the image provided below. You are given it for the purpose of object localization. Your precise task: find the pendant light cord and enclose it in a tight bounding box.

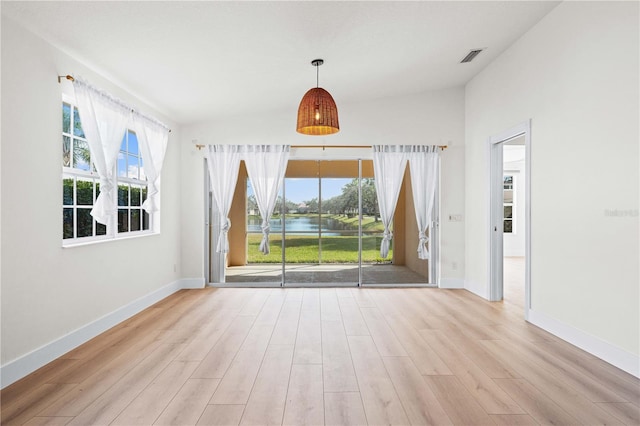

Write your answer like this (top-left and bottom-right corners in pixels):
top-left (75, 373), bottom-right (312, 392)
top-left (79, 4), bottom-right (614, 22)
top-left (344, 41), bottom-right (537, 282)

top-left (316, 64), bottom-right (319, 88)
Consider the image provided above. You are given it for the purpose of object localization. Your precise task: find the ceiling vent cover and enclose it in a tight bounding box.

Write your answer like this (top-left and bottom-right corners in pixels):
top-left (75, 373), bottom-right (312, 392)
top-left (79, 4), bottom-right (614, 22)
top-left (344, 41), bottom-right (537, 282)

top-left (461, 49), bottom-right (484, 63)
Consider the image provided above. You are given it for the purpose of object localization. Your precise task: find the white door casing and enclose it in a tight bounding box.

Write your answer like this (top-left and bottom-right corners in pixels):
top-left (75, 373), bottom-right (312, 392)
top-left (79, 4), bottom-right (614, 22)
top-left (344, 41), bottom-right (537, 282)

top-left (488, 121), bottom-right (531, 320)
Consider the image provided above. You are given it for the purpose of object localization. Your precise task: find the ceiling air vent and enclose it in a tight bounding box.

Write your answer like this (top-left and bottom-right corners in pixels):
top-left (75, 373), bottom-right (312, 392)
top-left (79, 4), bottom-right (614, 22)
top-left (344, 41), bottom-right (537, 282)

top-left (461, 49), bottom-right (483, 63)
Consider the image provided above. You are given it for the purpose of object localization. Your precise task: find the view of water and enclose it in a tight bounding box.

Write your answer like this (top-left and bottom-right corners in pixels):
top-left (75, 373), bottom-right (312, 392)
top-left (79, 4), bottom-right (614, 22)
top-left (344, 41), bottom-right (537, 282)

top-left (247, 216), bottom-right (357, 236)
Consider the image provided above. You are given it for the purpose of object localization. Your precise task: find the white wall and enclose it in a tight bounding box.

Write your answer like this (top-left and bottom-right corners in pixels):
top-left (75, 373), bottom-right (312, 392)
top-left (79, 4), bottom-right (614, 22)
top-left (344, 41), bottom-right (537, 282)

top-left (0, 17), bottom-right (182, 379)
top-left (180, 87), bottom-right (466, 286)
top-left (465, 0), bottom-right (639, 368)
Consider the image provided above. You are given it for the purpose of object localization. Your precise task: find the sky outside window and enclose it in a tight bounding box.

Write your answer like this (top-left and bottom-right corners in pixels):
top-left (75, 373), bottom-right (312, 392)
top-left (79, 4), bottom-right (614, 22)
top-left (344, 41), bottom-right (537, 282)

top-left (248, 178), bottom-right (349, 203)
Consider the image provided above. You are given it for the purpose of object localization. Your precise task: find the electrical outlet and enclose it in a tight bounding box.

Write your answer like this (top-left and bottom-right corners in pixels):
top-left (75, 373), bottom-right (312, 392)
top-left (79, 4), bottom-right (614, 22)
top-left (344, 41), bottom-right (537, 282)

top-left (452, 261), bottom-right (458, 270)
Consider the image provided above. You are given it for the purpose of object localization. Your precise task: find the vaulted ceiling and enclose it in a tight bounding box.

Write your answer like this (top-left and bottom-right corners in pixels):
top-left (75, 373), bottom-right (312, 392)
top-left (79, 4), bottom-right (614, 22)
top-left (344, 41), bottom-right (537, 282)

top-left (2, 1), bottom-right (560, 124)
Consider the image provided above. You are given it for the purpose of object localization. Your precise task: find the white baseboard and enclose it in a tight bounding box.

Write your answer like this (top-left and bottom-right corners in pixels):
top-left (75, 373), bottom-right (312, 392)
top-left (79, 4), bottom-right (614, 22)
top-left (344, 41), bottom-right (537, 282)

top-left (0, 279), bottom-right (191, 389)
top-left (180, 277), bottom-right (206, 289)
top-left (439, 278), bottom-right (465, 289)
top-left (528, 309), bottom-right (639, 378)
top-left (464, 279), bottom-right (488, 298)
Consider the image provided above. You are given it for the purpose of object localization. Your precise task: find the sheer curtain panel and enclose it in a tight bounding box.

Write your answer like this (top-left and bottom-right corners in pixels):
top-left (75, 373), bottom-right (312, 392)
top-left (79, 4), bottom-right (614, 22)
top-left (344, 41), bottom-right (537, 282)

top-left (243, 145), bottom-right (290, 254)
top-left (205, 145), bottom-right (242, 252)
top-left (133, 114), bottom-right (169, 214)
top-left (408, 146), bottom-right (439, 259)
top-left (372, 145), bottom-right (409, 258)
top-left (73, 77), bottom-right (131, 227)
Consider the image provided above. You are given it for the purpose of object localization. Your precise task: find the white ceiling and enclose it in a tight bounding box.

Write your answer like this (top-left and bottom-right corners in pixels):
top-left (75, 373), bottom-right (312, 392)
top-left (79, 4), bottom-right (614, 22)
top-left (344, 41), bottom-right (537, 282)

top-left (2, 1), bottom-right (559, 125)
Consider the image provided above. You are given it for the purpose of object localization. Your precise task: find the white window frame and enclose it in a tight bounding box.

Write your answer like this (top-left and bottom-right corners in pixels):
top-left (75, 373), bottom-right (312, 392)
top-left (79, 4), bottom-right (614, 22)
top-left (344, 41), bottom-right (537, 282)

top-left (62, 94), bottom-right (155, 246)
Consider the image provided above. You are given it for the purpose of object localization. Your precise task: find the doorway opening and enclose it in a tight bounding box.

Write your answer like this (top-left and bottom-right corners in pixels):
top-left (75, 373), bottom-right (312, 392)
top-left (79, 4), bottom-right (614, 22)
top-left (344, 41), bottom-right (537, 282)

top-left (503, 139), bottom-right (526, 311)
top-left (216, 158), bottom-right (436, 286)
top-left (488, 121), bottom-right (531, 319)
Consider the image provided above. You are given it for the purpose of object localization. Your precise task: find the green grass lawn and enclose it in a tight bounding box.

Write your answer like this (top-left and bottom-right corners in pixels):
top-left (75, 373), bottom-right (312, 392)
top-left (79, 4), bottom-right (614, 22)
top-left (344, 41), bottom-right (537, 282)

top-left (248, 233), bottom-right (392, 264)
top-left (323, 214), bottom-right (385, 232)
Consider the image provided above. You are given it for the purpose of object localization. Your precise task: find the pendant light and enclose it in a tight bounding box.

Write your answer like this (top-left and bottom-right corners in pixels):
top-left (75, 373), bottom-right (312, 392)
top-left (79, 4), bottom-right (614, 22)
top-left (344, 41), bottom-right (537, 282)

top-left (296, 59), bottom-right (340, 135)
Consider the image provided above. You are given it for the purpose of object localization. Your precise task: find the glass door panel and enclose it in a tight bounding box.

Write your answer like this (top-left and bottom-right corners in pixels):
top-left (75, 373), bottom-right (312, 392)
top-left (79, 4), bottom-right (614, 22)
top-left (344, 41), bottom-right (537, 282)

top-left (317, 176), bottom-right (359, 284)
top-left (284, 178), bottom-right (320, 285)
top-left (361, 171), bottom-right (430, 285)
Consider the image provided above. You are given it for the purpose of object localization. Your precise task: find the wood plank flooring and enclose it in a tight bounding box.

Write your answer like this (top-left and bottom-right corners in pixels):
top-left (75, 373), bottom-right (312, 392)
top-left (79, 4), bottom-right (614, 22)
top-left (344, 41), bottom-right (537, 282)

top-left (2, 275), bottom-right (639, 424)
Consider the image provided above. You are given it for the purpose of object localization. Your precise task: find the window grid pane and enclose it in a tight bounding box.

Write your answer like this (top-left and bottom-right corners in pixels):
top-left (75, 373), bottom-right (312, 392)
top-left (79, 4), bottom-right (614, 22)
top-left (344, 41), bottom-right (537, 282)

top-left (118, 209), bottom-right (129, 233)
top-left (97, 222), bottom-right (107, 236)
top-left (504, 219), bottom-right (513, 233)
top-left (77, 208), bottom-right (93, 238)
top-left (77, 178), bottom-right (94, 205)
top-left (63, 103), bottom-right (71, 134)
top-left (118, 184), bottom-right (129, 207)
top-left (131, 209), bottom-right (141, 232)
top-left (131, 186), bottom-right (141, 206)
top-left (63, 208), bottom-right (74, 239)
top-left (73, 107), bottom-right (85, 137)
top-left (63, 136), bottom-right (71, 167)
top-left (63, 178), bottom-right (74, 205)
top-left (128, 155), bottom-right (139, 179)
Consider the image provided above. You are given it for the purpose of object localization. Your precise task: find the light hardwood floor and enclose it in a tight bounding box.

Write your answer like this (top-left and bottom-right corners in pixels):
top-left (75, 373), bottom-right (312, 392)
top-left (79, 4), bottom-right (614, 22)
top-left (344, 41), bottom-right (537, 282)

top-left (2, 265), bottom-right (639, 425)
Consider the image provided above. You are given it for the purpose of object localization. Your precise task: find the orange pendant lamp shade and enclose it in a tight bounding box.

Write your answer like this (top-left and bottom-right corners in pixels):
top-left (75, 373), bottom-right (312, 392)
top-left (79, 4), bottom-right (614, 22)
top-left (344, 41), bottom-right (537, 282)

top-left (296, 59), bottom-right (340, 135)
top-left (297, 87), bottom-right (340, 135)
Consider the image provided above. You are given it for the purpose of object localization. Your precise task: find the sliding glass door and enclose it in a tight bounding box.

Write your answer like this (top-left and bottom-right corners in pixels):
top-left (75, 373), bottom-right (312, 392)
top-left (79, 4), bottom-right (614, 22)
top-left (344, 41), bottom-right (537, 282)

top-left (219, 158), bottom-right (437, 286)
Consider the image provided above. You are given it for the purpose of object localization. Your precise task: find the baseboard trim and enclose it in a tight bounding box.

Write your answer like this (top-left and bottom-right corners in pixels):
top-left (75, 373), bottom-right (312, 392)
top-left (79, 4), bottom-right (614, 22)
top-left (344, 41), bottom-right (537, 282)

top-left (528, 309), bottom-right (639, 378)
top-left (439, 278), bottom-right (465, 289)
top-left (180, 277), bottom-right (206, 289)
top-left (463, 279), bottom-right (487, 298)
top-left (0, 279), bottom-right (190, 389)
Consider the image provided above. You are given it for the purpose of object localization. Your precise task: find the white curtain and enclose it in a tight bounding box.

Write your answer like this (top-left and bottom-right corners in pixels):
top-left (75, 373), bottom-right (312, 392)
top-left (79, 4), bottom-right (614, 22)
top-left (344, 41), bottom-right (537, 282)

top-left (372, 145), bottom-right (409, 258)
top-left (205, 145), bottom-right (242, 252)
top-left (133, 114), bottom-right (169, 214)
top-left (243, 145), bottom-right (290, 254)
top-left (73, 77), bottom-right (131, 226)
top-left (408, 146), bottom-right (439, 259)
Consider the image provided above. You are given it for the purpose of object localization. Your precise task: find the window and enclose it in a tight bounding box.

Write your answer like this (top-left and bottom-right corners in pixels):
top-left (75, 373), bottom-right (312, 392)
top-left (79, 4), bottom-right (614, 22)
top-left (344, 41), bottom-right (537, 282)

top-left (62, 100), bottom-right (151, 243)
top-left (503, 175), bottom-right (514, 233)
top-left (117, 130), bottom-right (150, 233)
top-left (62, 101), bottom-right (106, 240)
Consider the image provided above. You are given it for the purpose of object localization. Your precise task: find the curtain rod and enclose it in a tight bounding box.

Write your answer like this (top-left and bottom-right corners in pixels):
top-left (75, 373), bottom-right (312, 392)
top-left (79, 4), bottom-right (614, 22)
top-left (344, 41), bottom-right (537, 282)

top-left (291, 145), bottom-right (448, 150)
top-left (195, 144), bottom-right (447, 151)
top-left (57, 74), bottom-right (171, 133)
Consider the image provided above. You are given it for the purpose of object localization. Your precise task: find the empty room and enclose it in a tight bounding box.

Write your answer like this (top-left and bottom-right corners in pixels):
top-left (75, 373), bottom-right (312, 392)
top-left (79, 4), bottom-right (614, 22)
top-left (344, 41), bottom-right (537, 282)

top-left (1, 1), bottom-right (638, 425)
